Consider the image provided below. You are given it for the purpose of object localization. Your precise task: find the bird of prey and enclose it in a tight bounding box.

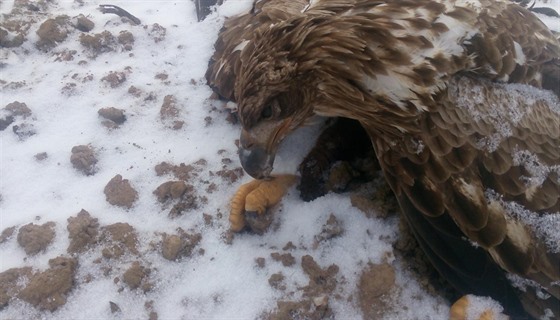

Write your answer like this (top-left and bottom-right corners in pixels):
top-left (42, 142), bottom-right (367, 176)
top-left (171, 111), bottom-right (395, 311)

top-left (206, 0), bottom-right (560, 318)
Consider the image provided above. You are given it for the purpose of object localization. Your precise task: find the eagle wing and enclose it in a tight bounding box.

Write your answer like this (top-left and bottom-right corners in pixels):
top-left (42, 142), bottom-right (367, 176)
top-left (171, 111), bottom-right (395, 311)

top-left (375, 75), bottom-right (560, 318)
top-left (207, 0), bottom-right (560, 318)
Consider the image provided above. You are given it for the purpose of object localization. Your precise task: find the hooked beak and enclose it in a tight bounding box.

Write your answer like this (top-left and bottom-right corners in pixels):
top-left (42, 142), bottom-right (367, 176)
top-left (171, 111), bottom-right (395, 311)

top-left (239, 138), bottom-right (274, 179)
top-left (238, 119), bottom-right (292, 179)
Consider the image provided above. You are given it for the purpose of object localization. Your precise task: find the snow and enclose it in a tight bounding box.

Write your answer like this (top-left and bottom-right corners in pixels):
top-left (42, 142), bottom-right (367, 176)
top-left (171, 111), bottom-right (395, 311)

top-left (0, 0), bottom-right (557, 319)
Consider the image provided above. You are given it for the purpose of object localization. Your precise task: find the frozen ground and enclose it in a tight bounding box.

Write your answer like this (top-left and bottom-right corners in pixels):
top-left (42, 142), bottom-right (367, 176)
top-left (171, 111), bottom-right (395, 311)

top-left (0, 1), bottom-right (557, 319)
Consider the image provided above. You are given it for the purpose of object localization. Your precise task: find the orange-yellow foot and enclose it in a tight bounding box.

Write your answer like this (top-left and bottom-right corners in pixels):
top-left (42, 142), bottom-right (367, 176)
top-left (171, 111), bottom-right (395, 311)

top-left (450, 295), bottom-right (508, 320)
top-left (229, 174), bottom-right (298, 232)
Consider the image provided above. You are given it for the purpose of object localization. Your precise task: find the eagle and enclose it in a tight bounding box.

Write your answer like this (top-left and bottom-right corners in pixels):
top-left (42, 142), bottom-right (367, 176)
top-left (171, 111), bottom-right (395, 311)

top-left (205, 0), bottom-right (560, 318)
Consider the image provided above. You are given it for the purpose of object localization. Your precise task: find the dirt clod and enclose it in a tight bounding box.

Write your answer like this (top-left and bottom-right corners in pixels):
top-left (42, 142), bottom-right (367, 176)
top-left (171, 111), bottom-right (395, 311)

top-left (123, 261), bottom-right (151, 291)
top-left (153, 181), bottom-right (189, 203)
top-left (5, 101), bottom-right (32, 118)
top-left (17, 222), bottom-right (56, 255)
top-left (0, 267), bottom-right (34, 309)
top-left (117, 30), bottom-right (134, 50)
top-left (161, 234), bottom-right (182, 261)
top-left (67, 209), bottom-right (99, 254)
top-left (268, 273), bottom-right (285, 290)
top-left (70, 145), bottom-right (97, 175)
top-left (147, 23), bottom-right (166, 43)
top-left (160, 95), bottom-right (180, 120)
top-left (101, 70), bottom-right (127, 88)
top-left (80, 31), bottom-right (117, 57)
top-left (12, 123), bottom-right (36, 140)
top-left (109, 301), bottom-right (121, 313)
top-left (34, 152), bottom-right (48, 161)
top-left (74, 14), bottom-right (94, 32)
top-left (313, 214), bottom-right (343, 247)
top-left (0, 226), bottom-right (16, 244)
top-left (358, 262), bottom-right (396, 318)
top-left (36, 16), bottom-right (70, 50)
top-left (161, 231), bottom-right (202, 261)
top-left (271, 252), bottom-right (295, 267)
top-left (255, 257), bottom-right (266, 268)
top-left (18, 256), bottom-right (77, 311)
top-left (104, 174), bottom-right (138, 208)
top-left (100, 222), bottom-right (139, 258)
top-left (98, 107), bottom-right (126, 125)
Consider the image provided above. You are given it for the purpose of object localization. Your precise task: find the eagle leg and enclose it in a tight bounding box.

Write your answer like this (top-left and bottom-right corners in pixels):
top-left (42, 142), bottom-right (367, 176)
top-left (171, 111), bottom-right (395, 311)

top-left (229, 174), bottom-right (297, 233)
top-left (450, 295), bottom-right (506, 320)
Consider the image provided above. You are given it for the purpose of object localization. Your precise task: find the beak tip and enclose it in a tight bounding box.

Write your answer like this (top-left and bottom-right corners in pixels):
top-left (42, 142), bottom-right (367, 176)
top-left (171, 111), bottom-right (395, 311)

top-left (239, 147), bottom-right (274, 180)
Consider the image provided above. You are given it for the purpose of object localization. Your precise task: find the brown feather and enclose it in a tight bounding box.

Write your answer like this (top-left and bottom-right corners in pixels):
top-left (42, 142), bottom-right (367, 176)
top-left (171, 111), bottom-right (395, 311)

top-left (207, 0), bottom-right (560, 318)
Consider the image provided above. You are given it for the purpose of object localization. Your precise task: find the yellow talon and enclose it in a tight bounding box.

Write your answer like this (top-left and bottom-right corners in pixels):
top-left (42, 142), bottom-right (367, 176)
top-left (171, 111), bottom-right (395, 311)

top-left (450, 295), bottom-right (506, 320)
top-left (229, 174), bottom-right (297, 232)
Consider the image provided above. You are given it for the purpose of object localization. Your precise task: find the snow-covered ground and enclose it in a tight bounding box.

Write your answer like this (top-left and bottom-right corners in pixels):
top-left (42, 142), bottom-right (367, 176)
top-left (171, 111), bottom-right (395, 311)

top-left (0, 1), bottom-right (558, 319)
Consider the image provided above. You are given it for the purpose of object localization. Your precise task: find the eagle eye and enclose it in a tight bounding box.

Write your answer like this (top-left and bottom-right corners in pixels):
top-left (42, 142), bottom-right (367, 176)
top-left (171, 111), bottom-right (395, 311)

top-left (261, 99), bottom-right (279, 120)
top-left (261, 105), bottom-right (273, 119)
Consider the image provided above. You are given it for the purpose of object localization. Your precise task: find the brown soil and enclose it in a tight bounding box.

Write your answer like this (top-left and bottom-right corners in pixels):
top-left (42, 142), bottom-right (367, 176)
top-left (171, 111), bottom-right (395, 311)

top-left (17, 222), bottom-right (56, 255)
top-left (161, 230), bottom-right (202, 261)
top-left (122, 261), bottom-right (152, 292)
top-left (100, 222), bottom-right (139, 258)
top-left (70, 145), bottom-right (98, 176)
top-left (98, 107), bottom-right (126, 126)
top-left (79, 31), bottom-right (117, 57)
top-left (358, 262), bottom-right (397, 318)
top-left (104, 174), bottom-right (138, 208)
top-left (66, 209), bottom-right (100, 254)
top-left (18, 256), bottom-right (77, 311)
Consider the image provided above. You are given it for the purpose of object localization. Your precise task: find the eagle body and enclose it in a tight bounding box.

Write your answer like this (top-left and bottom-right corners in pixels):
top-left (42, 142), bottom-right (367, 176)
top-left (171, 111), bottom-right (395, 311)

top-left (206, 0), bottom-right (560, 318)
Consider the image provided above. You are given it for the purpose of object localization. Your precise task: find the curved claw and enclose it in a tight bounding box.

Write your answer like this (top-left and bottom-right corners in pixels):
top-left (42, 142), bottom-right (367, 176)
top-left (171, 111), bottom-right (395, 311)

top-left (229, 174), bottom-right (298, 232)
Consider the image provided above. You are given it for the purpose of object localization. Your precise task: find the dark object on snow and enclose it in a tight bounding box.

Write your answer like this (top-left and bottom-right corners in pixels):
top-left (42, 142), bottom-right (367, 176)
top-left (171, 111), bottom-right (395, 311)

top-left (98, 4), bottom-right (141, 25)
top-left (511, 0), bottom-right (560, 17)
top-left (195, 0), bottom-right (222, 22)
top-left (531, 7), bottom-right (560, 18)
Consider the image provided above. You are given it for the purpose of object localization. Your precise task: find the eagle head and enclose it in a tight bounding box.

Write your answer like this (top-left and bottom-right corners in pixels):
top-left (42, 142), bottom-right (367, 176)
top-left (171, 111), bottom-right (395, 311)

top-left (235, 29), bottom-right (317, 179)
